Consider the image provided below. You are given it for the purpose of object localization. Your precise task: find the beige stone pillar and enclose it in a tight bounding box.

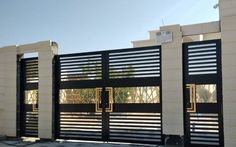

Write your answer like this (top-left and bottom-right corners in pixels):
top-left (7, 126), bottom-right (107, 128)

top-left (220, 0), bottom-right (236, 146)
top-left (0, 47), bottom-right (6, 136)
top-left (160, 25), bottom-right (184, 135)
top-left (38, 48), bottom-right (55, 139)
top-left (0, 46), bottom-right (18, 137)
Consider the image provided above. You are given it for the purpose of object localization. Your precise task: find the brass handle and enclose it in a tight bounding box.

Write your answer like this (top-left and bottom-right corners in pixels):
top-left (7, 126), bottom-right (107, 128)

top-left (95, 88), bottom-right (102, 112)
top-left (32, 104), bottom-right (38, 112)
top-left (105, 87), bottom-right (113, 112)
top-left (95, 87), bottom-right (113, 112)
top-left (186, 84), bottom-right (196, 113)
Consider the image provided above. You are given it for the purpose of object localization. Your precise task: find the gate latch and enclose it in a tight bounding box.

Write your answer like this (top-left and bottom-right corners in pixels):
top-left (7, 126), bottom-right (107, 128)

top-left (95, 87), bottom-right (113, 112)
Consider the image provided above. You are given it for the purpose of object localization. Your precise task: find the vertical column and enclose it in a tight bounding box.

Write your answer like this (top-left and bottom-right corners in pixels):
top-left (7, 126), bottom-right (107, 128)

top-left (38, 46), bottom-right (57, 139)
top-left (160, 25), bottom-right (184, 135)
top-left (0, 47), bottom-right (5, 135)
top-left (0, 46), bottom-right (18, 137)
top-left (220, 0), bottom-right (236, 146)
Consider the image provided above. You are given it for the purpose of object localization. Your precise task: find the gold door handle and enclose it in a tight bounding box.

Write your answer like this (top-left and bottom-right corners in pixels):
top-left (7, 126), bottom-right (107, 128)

top-left (95, 88), bottom-right (102, 112)
top-left (186, 84), bottom-right (196, 113)
top-left (105, 87), bottom-right (113, 112)
top-left (95, 87), bottom-right (113, 112)
top-left (32, 104), bottom-right (38, 112)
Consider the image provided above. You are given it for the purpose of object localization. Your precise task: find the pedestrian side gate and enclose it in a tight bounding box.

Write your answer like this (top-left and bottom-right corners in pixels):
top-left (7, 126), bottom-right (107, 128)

top-left (54, 46), bottom-right (163, 144)
top-left (19, 58), bottom-right (39, 137)
top-left (183, 39), bottom-right (224, 147)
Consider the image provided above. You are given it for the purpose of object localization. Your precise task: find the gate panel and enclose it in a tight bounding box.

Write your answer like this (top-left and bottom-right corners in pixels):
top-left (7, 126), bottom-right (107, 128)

top-left (56, 46), bottom-right (162, 144)
top-left (56, 52), bottom-right (104, 141)
top-left (20, 58), bottom-right (39, 137)
top-left (107, 47), bottom-right (162, 144)
top-left (183, 40), bottom-right (224, 147)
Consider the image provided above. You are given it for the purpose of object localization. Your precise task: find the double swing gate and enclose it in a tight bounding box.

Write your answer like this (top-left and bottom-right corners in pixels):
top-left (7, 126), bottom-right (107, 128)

top-left (54, 46), bottom-right (163, 144)
top-left (183, 39), bottom-right (224, 147)
top-left (17, 39), bottom-right (224, 146)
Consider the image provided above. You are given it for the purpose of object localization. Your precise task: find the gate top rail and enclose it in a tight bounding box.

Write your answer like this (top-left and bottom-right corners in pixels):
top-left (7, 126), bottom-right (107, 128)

top-left (57, 45), bottom-right (161, 83)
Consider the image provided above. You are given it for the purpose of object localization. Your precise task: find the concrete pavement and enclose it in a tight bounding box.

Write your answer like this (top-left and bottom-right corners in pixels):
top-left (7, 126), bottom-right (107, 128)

top-left (0, 139), bottom-right (160, 147)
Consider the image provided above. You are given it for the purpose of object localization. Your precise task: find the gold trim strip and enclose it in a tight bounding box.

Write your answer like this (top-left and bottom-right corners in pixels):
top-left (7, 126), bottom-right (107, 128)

top-left (95, 87), bottom-right (114, 112)
top-left (95, 88), bottom-right (102, 112)
top-left (105, 87), bottom-right (113, 112)
top-left (186, 84), bottom-right (196, 113)
top-left (32, 104), bottom-right (38, 112)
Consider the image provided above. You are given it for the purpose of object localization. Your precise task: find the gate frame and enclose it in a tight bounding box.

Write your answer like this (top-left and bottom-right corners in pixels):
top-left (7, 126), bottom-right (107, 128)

top-left (54, 45), bottom-right (163, 144)
top-left (18, 57), bottom-right (39, 138)
top-left (182, 39), bottom-right (224, 147)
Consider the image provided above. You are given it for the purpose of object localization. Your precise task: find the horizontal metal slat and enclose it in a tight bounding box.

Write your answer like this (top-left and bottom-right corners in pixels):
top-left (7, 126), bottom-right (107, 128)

top-left (60, 132), bottom-right (101, 136)
top-left (110, 65), bottom-right (160, 71)
top-left (190, 113), bottom-right (218, 117)
top-left (61, 72), bottom-right (102, 77)
top-left (191, 133), bottom-right (219, 137)
top-left (188, 47), bottom-right (216, 53)
top-left (110, 113), bottom-right (161, 117)
top-left (109, 57), bottom-right (159, 64)
top-left (188, 55), bottom-right (216, 60)
top-left (60, 125), bottom-right (102, 129)
top-left (61, 75), bottom-right (102, 80)
top-left (61, 69), bottom-right (102, 74)
top-left (110, 133), bottom-right (161, 139)
top-left (60, 65), bottom-right (102, 70)
top-left (60, 62), bottom-right (102, 67)
top-left (109, 136), bottom-right (161, 143)
top-left (188, 43), bottom-right (216, 49)
top-left (110, 72), bottom-right (160, 78)
top-left (191, 137), bottom-right (219, 142)
top-left (109, 53), bottom-right (159, 61)
top-left (109, 60), bottom-right (160, 67)
top-left (110, 120), bottom-right (161, 124)
top-left (110, 129), bottom-right (161, 134)
top-left (110, 123), bottom-right (161, 127)
top-left (109, 49), bottom-right (159, 57)
top-left (109, 69), bottom-right (160, 74)
top-left (188, 51), bottom-right (216, 56)
top-left (60, 58), bottom-right (101, 64)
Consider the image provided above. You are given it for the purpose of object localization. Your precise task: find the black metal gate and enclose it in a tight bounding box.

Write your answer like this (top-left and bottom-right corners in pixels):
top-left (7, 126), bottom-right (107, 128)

top-left (55, 46), bottom-right (163, 144)
top-left (183, 40), bottom-right (224, 147)
top-left (19, 58), bottom-right (39, 137)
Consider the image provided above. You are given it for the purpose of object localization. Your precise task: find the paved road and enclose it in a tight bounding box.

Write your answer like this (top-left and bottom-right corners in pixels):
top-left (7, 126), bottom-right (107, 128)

top-left (0, 140), bottom-right (160, 147)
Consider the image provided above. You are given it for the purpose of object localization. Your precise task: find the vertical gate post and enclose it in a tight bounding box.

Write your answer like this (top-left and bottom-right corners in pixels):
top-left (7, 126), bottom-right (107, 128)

top-left (38, 43), bottom-right (58, 140)
top-left (220, 0), bottom-right (236, 146)
top-left (160, 25), bottom-right (184, 137)
top-left (0, 46), bottom-right (18, 137)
